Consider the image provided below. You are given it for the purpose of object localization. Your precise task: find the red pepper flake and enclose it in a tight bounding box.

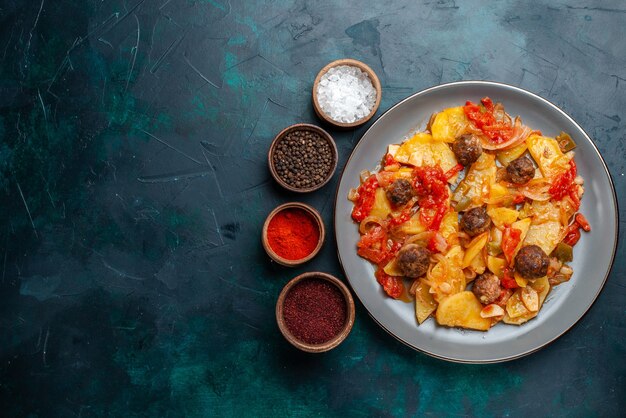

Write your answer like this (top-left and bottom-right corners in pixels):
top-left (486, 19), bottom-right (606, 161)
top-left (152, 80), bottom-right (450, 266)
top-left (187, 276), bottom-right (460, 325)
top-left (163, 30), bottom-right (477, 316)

top-left (463, 97), bottom-right (513, 144)
top-left (351, 175), bottom-right (379, 222)
top-left (283, 278), bottom-right (347, 345)
top-left (267, 208), bottom-right (320, 260)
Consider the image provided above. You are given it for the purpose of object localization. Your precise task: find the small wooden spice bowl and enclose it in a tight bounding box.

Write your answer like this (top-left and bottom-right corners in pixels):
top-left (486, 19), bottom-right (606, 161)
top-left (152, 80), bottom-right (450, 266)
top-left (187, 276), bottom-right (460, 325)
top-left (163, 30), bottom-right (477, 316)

top-left (312, 58), bottom-right (382, 129)
top-left (268, 123), bottom-right (338, 193)
top-left (276, 272), bottom-right (356, 353)
top-left (262, 202), bottom-right (325, 267)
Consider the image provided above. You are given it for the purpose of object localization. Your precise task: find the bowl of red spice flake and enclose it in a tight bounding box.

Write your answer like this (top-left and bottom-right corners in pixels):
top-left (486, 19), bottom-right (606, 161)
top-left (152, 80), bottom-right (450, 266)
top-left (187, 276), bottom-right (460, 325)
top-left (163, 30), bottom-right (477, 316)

top-left (276, 272), bottom-right (355, 353)
top-left (262, 202), bottom-right (325, 267)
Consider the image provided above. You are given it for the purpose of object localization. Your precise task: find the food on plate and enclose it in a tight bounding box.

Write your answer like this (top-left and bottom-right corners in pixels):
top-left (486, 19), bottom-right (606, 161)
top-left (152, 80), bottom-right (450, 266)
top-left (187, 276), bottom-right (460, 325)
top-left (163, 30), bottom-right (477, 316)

top-left (514, 245), bottom-right (550, 279)
top-left (396, 244), bottom-right (431, 278)
top-left (472, 272), bottom-right (501, 305)
top-left (452, 134), bottom-right (483, 166)
top-left (506, 155), bottom-right (535, 184)
top-left (460, 206), bottom-right (491, 237)
top-left (348, 97), bottom-right (589, 331)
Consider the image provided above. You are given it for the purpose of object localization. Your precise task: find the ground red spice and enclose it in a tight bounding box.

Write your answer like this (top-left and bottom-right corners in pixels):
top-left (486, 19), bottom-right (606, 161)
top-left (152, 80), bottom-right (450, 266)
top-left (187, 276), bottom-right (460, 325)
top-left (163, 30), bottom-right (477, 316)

top-left (283, 278), bottom-right (347, 345)
top-left (267, 208), bottom-right (319, 260)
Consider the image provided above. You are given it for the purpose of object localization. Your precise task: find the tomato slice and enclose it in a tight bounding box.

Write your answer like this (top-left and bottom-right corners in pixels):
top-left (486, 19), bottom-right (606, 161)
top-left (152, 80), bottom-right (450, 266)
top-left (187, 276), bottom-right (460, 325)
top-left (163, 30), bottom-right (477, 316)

top-left (502, 268), bottom-right (518, 289)
top-left (563, 223), bottom-right (581, 246)
top-left (375, 268), bottom-right (404, 299)
top-left (502, 226), bottom-right (522, 263)
top-left (357, 225), bottom-right (387, 264)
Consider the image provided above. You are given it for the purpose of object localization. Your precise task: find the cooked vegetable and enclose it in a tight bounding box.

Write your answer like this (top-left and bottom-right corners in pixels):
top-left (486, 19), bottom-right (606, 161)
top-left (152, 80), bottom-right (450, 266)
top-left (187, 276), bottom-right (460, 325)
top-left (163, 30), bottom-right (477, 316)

top-left (415, 280), bottom-right (438, 324)
top-left (390, 132), bottom-right (459, 176)
top-left (350, 97), bottom-right (587, 332)
top-left (487, 207), bottom-right (519, 229)
top-left (462, 232), bottom-right (489, 268)
top-left (369, 187), bottom-right (393, 219)
top-left (551, 242), bottom-right (573, 263)
top-left (481, 304), bottom-right (505, 319)
top-left (556, 131), bottom-right (576, 153)
top-left (496, 142), bottom-right (528, 166)
top-left (503, 277), bottom-right (550, 325)
top-left (487, 256), bottom-right (506, 278)
top-left (523, 221), bottom-right (562, 255)
top-left (431, 106), bottom-right (469, 143)
top-left (435, 291), bottom-right (492, 331)
top-left (526, 134), bottom-right (572, 179)
top-left (452, 153), bottom-right (497, 209)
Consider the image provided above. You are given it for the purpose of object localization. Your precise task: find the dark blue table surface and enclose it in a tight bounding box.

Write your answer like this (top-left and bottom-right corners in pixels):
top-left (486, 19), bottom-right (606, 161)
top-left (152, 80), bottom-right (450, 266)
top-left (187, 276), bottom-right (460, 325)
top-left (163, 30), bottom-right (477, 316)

top-left (1, 0), bottom-right (624, 416)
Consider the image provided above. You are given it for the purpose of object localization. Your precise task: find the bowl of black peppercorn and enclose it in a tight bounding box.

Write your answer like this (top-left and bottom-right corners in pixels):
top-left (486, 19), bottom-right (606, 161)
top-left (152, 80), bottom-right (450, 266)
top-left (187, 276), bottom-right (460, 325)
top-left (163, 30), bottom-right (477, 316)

top-left (268, 123), bottom-right (338, 193)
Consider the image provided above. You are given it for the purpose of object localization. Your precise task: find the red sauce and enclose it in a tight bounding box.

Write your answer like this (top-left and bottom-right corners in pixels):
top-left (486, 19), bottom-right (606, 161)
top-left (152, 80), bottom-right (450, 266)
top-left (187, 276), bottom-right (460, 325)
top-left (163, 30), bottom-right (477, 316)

top-left (412, 166), bottom-right (449, 231)
top-left (351, 175), bottom-right (379, 222)
top-left (375, 268), bottom-right (404, 299)
top-left (549, 161), bottom-right (579, 210)
top-left (501, 268), bottom-right (518, 289)
top-left (463, 97), bottom-right (513, 144)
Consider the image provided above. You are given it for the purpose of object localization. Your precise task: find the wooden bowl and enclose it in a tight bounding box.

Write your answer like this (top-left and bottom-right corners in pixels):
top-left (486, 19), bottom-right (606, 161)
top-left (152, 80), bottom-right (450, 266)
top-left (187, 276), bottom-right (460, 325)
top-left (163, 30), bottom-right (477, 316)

top-left (262, 202), bottom-right (325, 267)
top-left (268, 123), bottom-right (338, 193)
top-left (276, 272), bottom-right (356, 353)
top-left (312, 58), bottom-right (382, 129)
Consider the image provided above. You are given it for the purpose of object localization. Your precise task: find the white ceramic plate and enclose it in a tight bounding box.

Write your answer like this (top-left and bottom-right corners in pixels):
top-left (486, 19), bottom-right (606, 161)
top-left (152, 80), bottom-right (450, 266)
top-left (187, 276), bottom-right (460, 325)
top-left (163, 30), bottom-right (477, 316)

top-left (334, 81), bottom-right (618, 363)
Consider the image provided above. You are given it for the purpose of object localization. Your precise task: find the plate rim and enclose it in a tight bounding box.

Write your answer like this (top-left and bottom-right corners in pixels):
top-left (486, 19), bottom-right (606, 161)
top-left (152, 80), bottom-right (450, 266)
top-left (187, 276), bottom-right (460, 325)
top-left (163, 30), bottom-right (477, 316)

top-left (333, 80), bottom-right (620, 364)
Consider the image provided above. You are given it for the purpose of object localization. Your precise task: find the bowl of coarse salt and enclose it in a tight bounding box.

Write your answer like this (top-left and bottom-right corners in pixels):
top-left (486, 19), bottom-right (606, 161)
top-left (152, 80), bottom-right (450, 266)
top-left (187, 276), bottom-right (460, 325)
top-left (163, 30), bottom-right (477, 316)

top-left (312, 59), bottom-right (381, 129)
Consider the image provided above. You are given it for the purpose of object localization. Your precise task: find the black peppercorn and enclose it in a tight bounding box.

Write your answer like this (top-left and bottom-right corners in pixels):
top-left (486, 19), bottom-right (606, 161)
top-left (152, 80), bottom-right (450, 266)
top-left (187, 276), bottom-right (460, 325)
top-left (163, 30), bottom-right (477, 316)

top-left (273, 129), bottom-right (334, 189)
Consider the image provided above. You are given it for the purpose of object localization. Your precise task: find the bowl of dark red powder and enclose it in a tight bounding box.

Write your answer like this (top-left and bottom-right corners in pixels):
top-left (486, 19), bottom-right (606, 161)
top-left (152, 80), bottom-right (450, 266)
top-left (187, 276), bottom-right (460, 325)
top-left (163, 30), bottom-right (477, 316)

top-left (276, 272), bottom-right (355, 353)
top-left (262, 202), bottom-right (324, 266)
top-left (268, 124), bottom-right (338, 193)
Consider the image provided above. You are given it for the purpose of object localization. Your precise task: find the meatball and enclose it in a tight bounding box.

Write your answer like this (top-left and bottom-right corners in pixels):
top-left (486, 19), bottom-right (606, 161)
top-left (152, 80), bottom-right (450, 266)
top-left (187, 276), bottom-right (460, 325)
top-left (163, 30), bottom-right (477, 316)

top-left (386, 179), bottom-right (413, 207)
top-left (460, 206), bottom-right (491, 237)
top-left (515, 245), bottom-right (550, 279)
top-left (506, 155), bottom-right (535, 184)
top-left (396, 244), bottom-right (431, 278)
top-left (472, 272), bottom-right (502, 305)
top-left (452, 134), bottom-right (483, 166)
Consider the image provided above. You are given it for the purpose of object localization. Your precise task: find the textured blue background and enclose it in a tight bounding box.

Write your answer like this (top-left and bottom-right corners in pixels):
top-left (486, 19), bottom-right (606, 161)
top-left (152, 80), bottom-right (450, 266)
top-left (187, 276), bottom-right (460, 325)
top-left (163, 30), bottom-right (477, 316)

top-left (0, 0), bottom-right (624, 416)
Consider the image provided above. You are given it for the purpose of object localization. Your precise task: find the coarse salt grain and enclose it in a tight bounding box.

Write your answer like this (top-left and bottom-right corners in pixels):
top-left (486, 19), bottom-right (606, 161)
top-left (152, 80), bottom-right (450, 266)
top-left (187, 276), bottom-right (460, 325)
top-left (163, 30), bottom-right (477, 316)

top-left (316, 65), bottom-right (377, 124)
